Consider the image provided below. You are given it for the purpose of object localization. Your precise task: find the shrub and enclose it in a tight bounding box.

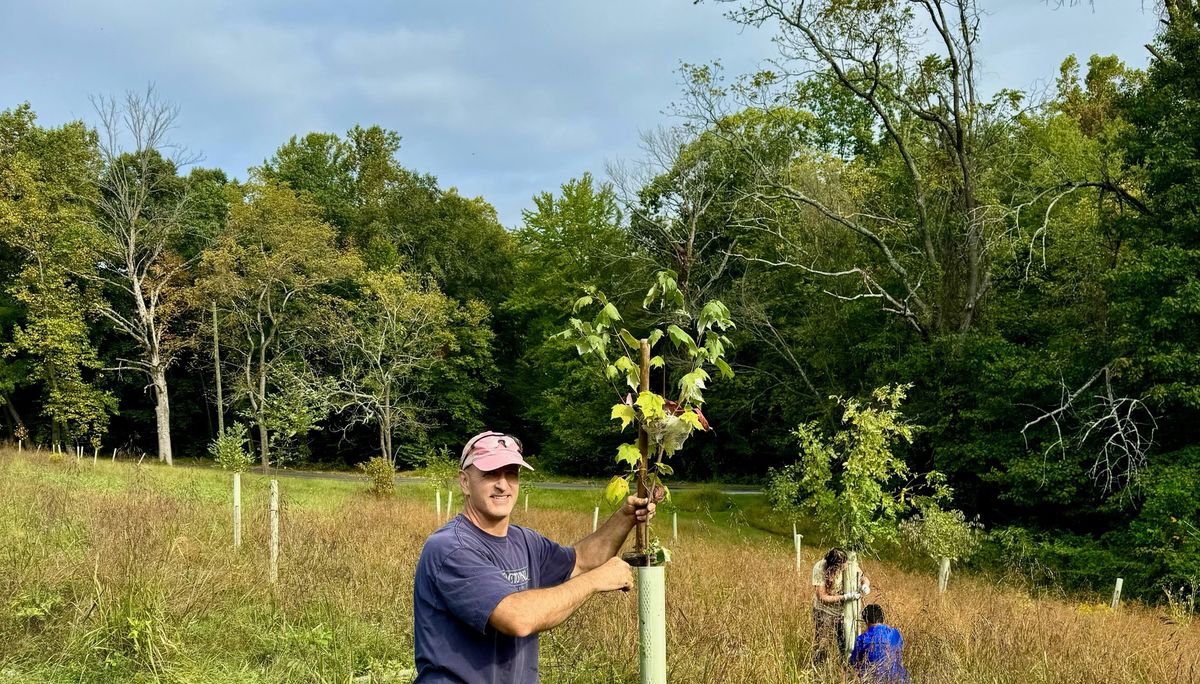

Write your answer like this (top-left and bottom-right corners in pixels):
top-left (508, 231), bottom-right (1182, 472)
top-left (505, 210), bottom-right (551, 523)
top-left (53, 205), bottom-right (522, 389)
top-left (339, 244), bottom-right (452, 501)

top-left (359, 456), bottom-right (396, 497)
top-left (900, 505), bottom-right (983, 564)
top-left (209, 424), bottom-right (253, 473)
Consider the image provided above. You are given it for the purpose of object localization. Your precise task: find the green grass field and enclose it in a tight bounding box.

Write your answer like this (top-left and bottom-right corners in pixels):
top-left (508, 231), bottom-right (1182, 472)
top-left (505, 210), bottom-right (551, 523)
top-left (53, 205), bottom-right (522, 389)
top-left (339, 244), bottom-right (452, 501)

top-left (1, 450), bottom-right (1196, 683)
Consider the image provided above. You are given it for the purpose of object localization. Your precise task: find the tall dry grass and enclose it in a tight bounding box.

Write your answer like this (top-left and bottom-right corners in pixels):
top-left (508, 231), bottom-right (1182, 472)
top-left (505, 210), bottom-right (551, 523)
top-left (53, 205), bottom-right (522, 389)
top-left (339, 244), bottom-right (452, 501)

top-left (0, 450), bottom-right (1196, 683)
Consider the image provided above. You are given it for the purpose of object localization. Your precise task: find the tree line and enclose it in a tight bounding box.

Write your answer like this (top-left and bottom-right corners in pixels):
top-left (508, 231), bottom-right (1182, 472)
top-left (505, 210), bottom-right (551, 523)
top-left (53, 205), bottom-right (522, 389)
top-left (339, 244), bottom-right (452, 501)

top-left (0, 0), bottom-right (1196, 598)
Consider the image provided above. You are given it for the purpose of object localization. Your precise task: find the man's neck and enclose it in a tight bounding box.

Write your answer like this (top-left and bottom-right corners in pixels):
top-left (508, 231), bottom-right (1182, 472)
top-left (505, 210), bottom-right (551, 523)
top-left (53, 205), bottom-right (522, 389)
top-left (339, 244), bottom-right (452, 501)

top-left (463, 506), bottom-right (510, 537)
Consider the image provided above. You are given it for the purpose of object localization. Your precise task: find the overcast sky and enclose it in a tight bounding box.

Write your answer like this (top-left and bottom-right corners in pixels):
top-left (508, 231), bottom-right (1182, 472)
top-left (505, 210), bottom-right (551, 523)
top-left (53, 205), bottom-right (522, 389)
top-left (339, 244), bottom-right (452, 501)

top-left (1, 1), bottom-right (1160, 227)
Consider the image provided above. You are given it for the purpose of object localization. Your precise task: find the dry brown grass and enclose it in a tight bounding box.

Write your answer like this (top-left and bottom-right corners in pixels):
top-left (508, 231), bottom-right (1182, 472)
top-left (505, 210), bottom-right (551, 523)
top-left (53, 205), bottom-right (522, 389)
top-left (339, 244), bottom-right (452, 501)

top-left (0, 451), bottom-right (1197, 683)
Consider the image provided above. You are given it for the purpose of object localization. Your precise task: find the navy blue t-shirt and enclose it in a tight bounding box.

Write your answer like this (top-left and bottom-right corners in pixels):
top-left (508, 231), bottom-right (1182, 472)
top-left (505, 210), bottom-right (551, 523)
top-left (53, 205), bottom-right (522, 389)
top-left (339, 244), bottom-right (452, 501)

top-left (413, 514), bottom-right (577, 684)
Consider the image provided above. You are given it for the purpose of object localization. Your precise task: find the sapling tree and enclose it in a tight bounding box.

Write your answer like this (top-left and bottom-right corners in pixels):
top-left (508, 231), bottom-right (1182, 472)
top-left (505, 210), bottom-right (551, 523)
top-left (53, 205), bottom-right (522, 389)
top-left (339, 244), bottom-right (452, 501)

top-left (768, 384), bottom-right (950, 655)
top-left (210, 423), bottom-right (253, 473)
top-left (900, 505), bottom-right (982, 592)
top-left (557, 269), bottom-right (734, 562)
top-left (422, 447), bottom-right (459, 519)
top-left (768, 384), bottom-right (949, 552)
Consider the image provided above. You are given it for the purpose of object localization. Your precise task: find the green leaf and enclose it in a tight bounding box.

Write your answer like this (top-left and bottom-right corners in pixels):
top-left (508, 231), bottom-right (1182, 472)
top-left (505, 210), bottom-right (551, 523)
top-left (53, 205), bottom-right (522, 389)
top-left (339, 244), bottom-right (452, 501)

top-left (649, 355), bottom-right (665, 369)
top-left (605, 364), bottom-right (620, 380)
top-left (679, 410), bottom-right (703, 431)
top-left (616, 442), bottom-right (642, 467)
top-left (605, 475), bottom-right (631, 504)
top-left (648, 329), bottom-right (664, 348)
top-left (654, 547), bottom-right (672, 564)
top-left (666, 324), bottom-right (696, 351)
top-left (572, 296), bottom-right (593, 313)
top-left (656, 462), bottom-right (674, 476)
top-left (619, 328), bottom-right (639, 349)
top-left (602, 302), bottom-right (622, 322)
top-left (610, 404), bottom-right (636, 431)
top-left (636, 391), bottom-right (667, 420)
top-left (714, 358), bottom-right (733, 379)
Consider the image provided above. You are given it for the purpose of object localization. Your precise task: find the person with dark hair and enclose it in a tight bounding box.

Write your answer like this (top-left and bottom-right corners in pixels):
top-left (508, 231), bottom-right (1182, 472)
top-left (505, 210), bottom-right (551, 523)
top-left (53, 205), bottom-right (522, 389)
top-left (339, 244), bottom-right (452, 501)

top-left (810, 547), bottom-right (870, 664)
top-left (413, 431), bottom-right (662, 683)
top-left (850, 604), bottom-right (910, 683)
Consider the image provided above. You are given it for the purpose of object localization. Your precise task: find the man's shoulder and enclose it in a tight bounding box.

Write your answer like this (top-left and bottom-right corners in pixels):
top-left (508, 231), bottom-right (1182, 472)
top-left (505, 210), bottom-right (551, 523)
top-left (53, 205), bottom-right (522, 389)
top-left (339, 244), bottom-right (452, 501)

top-left (420, 518), bottom-right (482, 561)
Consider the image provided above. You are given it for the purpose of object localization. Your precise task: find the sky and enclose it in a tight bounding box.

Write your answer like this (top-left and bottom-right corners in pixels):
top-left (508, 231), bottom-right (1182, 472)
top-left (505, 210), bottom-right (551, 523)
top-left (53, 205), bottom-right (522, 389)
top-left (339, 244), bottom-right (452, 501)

top-left (0, 1), bottom-right (1161, 228)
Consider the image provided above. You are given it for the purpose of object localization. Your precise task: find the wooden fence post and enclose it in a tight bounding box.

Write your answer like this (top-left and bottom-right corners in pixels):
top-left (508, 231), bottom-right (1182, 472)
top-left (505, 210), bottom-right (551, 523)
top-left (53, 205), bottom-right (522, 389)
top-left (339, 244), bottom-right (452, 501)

top-left (269, 479), bottom-right (279, 584)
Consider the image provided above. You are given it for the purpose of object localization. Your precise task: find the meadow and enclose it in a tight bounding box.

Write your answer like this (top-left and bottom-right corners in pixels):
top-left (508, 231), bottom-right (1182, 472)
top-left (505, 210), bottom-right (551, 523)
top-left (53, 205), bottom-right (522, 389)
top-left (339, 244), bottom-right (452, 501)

top-left (0, 450), bottom-right (1196, 683)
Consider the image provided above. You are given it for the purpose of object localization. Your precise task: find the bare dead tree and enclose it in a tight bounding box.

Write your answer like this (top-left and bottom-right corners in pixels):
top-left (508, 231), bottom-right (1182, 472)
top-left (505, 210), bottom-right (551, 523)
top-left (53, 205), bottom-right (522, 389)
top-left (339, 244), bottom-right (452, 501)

top-left (85, 86), bottom-right (199, 465)
top-left (1021, 365), bottom-right (1157, 493)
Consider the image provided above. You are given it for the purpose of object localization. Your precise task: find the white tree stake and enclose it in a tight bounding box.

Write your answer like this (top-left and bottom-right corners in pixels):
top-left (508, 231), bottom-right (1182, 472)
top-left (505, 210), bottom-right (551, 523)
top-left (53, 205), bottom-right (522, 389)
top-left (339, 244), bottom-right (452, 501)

top-left (446, 490), bottom-right (454, 521)
top-left (672, 511), bottom-right (678, 541)
top-left (233, 472), bottom-right (242, 549)
top-left (938, 557), bottom-right (951, 593)
top-left (435, 489), bottom-right (442, 521)
top-left (524, 492), bottom-right (529, 513)
top-left (794, 533), bottom-right (804, 574)
top-left (269, 479), bottom-right (279, 584)
top-left (1111, 577), bottom-right (1123, 610)
top-left (842, 552), bottom-right (860, 659)
top-left (592, 506), bottom-right (599, 532)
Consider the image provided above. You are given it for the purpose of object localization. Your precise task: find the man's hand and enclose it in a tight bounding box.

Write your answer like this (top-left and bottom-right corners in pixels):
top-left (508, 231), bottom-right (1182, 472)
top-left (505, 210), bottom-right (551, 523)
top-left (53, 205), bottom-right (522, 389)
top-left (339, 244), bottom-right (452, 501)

top-left (589, 556), bottom-right (633, 592)
top-left (621, 486), bottom-right (665, 524)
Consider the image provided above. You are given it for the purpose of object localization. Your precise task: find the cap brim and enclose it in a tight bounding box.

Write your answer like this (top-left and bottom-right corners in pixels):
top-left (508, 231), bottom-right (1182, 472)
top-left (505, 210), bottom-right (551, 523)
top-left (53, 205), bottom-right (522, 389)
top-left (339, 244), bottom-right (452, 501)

top-left (468, 452), bottom-right (534, 472)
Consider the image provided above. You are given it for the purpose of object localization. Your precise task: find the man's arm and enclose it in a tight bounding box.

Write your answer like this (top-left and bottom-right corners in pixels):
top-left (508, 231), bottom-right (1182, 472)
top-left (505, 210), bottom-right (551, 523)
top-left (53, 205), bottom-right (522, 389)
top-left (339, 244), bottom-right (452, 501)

top-left (489, 556), bottom-right (631, 637)
top-left (570, 494), bottom-right (658, 576)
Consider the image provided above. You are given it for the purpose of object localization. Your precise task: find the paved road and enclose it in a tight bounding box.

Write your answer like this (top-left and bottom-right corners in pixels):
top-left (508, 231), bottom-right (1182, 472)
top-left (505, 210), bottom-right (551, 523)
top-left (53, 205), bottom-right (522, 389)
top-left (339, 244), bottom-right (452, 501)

top-left (195, 463), bottom-right (761, 495)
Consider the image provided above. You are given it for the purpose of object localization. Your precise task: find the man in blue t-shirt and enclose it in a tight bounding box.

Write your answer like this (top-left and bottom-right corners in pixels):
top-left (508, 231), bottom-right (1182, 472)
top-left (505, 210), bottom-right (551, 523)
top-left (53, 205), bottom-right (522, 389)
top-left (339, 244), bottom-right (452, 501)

top-left (850, 604), bottom-right (911, 683)
top-left (413, 431), bottom-right (660, 683)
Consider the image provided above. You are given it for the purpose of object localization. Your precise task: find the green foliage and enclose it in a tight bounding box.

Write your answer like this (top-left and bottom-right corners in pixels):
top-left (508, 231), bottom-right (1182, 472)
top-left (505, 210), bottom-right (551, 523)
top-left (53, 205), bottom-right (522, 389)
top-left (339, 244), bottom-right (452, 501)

top-left (209, 423), bottom-right (253, 473)
top-left (420, 448), bottom-right (459, 494)
top-left (769, 385), bottom-right (948, 553)
top-left (557, 272), bottom-right (735, 509)
top-left (900, 505), bottom-right (983, 563)
top-left (358, 455), bottom-right (396, 497)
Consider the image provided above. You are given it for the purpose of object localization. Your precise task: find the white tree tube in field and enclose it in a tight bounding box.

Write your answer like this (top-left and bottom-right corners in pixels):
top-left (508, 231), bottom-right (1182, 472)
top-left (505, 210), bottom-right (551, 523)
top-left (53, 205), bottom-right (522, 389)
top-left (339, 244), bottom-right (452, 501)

top-left (841, 552), bottom-right (860, 659)
top-left (638, 565), bottom-right (667, 684)
top-left (938, 557), bottom-right (951, 593)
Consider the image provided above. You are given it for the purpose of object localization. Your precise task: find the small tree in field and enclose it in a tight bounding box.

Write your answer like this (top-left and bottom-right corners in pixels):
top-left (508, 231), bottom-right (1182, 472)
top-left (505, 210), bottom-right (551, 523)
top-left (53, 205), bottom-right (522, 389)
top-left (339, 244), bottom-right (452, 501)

top-left (901, 506), bottom-right (982, 565)
top-left (210, 423), bottom-right (253, 473)
top-left (901, 505), bottom-right (982, 592)
top-left (768, 384), bottom-right (948, 552)
top-left (768, 384), bottom-right (950, 655)
top-left (422, 447), bottom-right (459, 516)
top-left (557, 269), bottom-right (735, 562)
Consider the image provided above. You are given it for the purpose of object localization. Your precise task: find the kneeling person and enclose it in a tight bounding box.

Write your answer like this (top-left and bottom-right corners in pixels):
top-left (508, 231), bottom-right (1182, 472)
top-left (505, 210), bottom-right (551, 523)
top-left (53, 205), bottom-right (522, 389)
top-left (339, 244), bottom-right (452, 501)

top-left (850, 604), bottom-right (910, 683)
top-left (413, 431), bottom-right (658, 683)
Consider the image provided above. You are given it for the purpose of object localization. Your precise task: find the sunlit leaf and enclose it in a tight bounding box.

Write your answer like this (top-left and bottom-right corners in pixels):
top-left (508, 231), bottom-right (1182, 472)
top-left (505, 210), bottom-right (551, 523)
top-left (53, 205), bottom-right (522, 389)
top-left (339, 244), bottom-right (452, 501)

top-left (605, 475), bottom-right (630, 504)
top-left (610, 403), bottom-right (636, 431)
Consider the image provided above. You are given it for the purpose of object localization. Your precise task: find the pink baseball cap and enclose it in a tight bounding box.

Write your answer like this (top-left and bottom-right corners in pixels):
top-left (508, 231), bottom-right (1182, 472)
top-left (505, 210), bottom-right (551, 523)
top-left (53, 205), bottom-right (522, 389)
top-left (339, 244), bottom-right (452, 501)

top-left (460, 431), bottom-right (534, 472)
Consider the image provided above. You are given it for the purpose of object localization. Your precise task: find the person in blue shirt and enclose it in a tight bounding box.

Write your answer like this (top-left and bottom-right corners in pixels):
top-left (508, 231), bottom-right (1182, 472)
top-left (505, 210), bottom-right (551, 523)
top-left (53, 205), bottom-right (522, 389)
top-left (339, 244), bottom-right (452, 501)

top-left (850, 604), bottom-right (910, 683)
top-left (413, 431), bottom-right (661, 684)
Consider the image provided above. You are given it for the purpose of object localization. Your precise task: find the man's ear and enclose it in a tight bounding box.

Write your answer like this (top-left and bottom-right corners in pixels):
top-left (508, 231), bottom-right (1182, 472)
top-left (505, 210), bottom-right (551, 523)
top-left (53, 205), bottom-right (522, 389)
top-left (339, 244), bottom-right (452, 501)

top-left (458, 469), bottom-right (469, 495)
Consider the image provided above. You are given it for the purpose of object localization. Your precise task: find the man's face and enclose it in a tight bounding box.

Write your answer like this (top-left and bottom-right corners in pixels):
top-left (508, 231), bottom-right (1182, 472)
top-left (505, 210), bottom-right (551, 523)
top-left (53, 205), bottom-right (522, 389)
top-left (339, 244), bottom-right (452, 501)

top-left (460, 463), bottom-right (521, 523)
